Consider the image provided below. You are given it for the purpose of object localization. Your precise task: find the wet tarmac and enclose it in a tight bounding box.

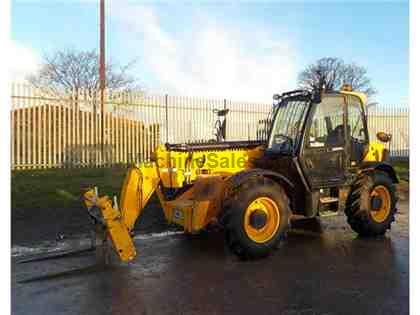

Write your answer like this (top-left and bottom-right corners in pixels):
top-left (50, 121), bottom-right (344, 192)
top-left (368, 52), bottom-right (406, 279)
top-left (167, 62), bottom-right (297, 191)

top-left (12, 201), bottom-right (409, 315)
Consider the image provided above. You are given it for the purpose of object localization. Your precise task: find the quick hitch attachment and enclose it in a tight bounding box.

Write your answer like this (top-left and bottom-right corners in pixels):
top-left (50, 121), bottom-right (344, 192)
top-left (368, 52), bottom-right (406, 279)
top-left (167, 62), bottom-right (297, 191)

top-left (83, 187), bottom-right (137, 262)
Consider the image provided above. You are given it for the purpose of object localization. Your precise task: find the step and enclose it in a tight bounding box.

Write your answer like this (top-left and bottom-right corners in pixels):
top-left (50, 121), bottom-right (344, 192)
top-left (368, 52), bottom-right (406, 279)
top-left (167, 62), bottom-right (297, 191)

top-left (319, 210), bottom-right (339, 217)
top-left (168, 199), bottom-right (194, 209)
top-left (320, 196), bottom-right (339, 204)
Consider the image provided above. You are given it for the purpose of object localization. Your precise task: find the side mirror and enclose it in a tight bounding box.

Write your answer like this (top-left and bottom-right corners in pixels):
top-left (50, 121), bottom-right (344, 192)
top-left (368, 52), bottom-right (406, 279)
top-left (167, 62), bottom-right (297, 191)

top-left (376, 132), bottom-right (392, 143)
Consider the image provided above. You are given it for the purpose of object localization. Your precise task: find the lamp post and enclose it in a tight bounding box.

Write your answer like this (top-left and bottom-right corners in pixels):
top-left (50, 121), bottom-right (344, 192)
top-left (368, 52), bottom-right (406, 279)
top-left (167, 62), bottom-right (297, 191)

top-left (99, 0), bottom-right (105, 165)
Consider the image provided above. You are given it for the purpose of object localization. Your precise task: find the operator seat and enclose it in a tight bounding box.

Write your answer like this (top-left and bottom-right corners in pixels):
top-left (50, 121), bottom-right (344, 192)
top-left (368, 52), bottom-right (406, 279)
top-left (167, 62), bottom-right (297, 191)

top-left (326, 125), bottom-right (346, 147)
top-left (326, 124), bottom-right (366, 162)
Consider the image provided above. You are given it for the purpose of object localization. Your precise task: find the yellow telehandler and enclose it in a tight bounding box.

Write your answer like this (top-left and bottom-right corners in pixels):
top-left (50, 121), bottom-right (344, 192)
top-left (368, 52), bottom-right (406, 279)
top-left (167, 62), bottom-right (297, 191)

top-left (83, 85), bottom-right (398, 262)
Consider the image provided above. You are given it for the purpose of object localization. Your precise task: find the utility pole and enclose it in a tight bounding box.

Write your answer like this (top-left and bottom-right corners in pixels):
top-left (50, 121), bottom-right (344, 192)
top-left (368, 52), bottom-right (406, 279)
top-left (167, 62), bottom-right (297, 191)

top-left (99, 0), bottom-right (106, 165)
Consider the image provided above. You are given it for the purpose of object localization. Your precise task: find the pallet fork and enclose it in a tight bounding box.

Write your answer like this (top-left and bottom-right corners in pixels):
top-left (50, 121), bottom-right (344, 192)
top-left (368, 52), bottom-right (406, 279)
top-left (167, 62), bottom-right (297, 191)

top-left (16, 187), bottom-right (127, 282)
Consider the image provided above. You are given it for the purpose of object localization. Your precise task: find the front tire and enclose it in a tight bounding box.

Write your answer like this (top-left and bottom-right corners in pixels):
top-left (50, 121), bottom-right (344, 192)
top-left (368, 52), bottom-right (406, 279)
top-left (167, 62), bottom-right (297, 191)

top-left (222, 177), bottom-right (290, 259)
top-left (345, 171), bottom-right (397, 236)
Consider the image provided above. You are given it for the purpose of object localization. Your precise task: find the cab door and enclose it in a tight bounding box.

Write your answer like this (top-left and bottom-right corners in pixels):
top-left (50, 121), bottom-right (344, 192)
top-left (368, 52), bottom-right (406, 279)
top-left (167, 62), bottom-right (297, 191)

top-left (346, 95), bottom-right (370, 165)
top-left (299, 95), bottom-right (347, 189)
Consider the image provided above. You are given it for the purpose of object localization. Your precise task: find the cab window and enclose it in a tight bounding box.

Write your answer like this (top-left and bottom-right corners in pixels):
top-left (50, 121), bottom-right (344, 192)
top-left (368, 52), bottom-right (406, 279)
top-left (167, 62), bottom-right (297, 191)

top-left (307, 96), bottom-right (345, 148)
top-left (347, 95), bottom-right (368, 143)
top-left (347, 95), bottom-right (368, 162)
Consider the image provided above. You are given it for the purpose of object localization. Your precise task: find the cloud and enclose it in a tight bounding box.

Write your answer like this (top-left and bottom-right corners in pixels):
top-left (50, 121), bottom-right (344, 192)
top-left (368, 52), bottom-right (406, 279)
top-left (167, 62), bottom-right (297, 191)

top-left (112, 4), bottom-right (297, 103)
top-left (9, 40), bottom-right (41, 82)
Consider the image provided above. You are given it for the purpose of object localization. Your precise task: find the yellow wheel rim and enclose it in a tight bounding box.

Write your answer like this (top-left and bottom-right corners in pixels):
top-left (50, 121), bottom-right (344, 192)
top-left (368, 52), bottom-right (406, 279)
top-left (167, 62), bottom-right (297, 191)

top-left (370, 185), bottom-right (391, 223)
top-left (244, 197), bottom-right (281, 243)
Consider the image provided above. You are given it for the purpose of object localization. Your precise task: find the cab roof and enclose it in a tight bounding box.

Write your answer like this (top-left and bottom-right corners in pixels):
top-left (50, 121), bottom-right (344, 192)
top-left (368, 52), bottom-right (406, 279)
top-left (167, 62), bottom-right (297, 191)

top-left (339, 90), bottom-right (368, 106)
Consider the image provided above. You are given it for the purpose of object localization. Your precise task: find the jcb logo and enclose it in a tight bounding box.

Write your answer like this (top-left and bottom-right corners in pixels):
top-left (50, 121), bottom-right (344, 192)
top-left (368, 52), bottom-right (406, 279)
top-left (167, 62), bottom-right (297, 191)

top-left (173, 209), bottom-right (184, 221)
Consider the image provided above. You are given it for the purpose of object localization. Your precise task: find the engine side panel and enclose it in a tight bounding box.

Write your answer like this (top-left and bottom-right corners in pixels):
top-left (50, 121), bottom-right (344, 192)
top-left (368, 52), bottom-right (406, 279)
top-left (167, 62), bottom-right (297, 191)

top-left (363, 141), bottom-right (388, 162)
top-left (154, 144), bottom-right (265, 188)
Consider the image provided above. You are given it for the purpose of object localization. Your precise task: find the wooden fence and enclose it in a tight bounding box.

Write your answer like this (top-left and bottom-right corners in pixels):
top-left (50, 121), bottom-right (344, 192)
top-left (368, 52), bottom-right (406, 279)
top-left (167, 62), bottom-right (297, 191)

top-left (10, 83), bottom-right (409, 170)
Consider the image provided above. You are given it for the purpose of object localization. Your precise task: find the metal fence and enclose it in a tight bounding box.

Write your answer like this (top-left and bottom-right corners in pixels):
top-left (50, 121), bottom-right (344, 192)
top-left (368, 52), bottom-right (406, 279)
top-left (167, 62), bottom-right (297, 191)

top-left (367, 105), bottom-right (409, 159)
top-left (10, 83), bottom-right (409, 169)
top-left (10, 84), bottom-right (161, 169)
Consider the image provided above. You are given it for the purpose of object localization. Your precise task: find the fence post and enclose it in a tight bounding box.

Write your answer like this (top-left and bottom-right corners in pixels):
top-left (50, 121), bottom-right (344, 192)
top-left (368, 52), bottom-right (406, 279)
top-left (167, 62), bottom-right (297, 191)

top-left (165, 94), bottom-right (169, 144)
top-left (224, 98), bottom-right (227, 140)
top-left (11, 84), bottom-right (15, 169)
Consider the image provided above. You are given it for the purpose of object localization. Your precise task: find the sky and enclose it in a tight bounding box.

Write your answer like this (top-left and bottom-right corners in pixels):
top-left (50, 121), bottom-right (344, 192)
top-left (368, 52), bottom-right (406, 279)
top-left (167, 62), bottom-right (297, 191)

top-left (11, 0), bottom-right (408, 104)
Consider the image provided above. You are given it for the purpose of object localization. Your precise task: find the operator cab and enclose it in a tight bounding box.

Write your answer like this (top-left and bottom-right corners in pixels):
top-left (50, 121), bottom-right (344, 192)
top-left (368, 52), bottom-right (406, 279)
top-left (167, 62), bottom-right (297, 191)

top-left (301, 91), bottom-right (369, 188)
top-left (263, 86), bottom-right (370, 216)
top-left (267, 87), bottom-right (369, 186)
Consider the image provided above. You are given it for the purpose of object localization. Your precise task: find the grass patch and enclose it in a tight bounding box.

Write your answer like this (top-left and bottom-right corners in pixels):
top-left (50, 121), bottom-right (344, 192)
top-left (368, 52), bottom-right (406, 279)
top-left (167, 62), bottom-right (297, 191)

top-left (11, 160), bottom-right (409, 211)
top-left (392, 160), bottom-right (409, 181)
top-left (11, 167), bottom-right (128, 211)
top-left (11, 167), bottom-right (171, 246)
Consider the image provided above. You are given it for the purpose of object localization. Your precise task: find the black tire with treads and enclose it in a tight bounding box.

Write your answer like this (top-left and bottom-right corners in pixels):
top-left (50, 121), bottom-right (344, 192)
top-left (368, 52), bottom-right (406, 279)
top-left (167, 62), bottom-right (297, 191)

top-left (221, 176), bottom-right (290, 259)
top-left (345, 170), bottom-right (397, 236)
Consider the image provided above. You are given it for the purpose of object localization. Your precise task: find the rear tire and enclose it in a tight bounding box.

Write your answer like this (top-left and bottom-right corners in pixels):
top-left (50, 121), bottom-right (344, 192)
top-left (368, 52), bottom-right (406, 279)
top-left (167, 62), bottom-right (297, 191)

top-left (345, 171), bottom-right (397, 237)
top-left (222, 177), bottom-right (290, 259)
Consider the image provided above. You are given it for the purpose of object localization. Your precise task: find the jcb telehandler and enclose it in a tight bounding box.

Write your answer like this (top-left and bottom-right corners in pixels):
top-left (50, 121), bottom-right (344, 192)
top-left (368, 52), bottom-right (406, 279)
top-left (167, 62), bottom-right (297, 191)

top-left (83, 85), bottom-right (398, 262)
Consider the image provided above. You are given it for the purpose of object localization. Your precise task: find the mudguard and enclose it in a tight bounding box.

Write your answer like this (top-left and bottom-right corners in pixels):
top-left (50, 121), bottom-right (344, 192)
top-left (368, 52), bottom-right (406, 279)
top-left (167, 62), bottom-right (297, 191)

top-left (226, 168), bottom-right (295, 201)
top-left (360, 161), bottom-right (399, 183)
